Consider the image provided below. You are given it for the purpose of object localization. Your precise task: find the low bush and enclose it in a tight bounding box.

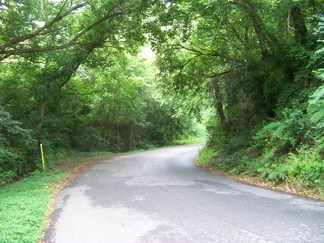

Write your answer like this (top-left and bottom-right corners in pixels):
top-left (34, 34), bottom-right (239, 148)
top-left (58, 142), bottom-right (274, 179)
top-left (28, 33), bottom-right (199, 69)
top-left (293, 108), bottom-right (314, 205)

top-left (0, 107), bottom-right (36, 186)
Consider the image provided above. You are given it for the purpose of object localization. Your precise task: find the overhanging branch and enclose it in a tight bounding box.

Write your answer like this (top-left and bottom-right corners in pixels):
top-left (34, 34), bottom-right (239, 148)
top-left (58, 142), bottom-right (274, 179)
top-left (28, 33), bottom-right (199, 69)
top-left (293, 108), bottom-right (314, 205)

top-left (0, 0), bottom-right (127, 58)
top-left (0, 2), bottom-right (85, 51)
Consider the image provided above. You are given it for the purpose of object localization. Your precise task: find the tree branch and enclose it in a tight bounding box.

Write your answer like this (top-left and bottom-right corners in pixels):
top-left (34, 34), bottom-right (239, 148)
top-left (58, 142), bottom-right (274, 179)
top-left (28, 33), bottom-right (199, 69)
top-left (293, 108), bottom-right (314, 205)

top-left (0, 3), bottom-right (85, 51)
top-left (177, 44), bottom-right (221, 58)
top-left (0, 2), bottom-right (127, 58)
top-left (179, 44), bottom-right (205, 55)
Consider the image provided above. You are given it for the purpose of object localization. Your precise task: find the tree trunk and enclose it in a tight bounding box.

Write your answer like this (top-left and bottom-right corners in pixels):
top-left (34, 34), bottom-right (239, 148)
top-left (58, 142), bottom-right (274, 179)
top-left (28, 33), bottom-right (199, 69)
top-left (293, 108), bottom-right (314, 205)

top-left (128, 123), bottom-right (133, 151)
top-left (239, 0), bottom-right (275, 60)
top-left (290, 4), bottom-right (308, 44)
top-left (212, 77), bottom-right (227, 130)
top-left (117, 122), bottom-right (120, 148)
top-left (37, 99), bottom-right (46, 142)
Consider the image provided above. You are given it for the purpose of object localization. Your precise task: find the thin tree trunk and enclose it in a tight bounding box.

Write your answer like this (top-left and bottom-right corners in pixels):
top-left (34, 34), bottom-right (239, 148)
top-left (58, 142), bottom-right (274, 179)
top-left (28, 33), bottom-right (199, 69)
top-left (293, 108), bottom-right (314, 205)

top-left (239, 0), bottom-right (275, 60)
top-left (37, 99), bottom-right (46, 139)
top-left (290, 4), bottom-right (308, 44)
top-left (212, 77), bottom-right (227, 130)
top-left (128, 123), bottom-right (133, 151)
top-left (117, 122), bottom-right (120, 148)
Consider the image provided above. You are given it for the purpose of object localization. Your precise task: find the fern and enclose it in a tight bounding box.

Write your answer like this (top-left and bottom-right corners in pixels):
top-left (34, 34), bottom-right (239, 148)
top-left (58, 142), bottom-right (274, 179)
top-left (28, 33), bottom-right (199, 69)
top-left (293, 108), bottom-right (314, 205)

top-left (262, 121), bottom-right (285, 135)
top-left (309, 111), bottom-right (324, 129)
top-left (310, 109), bottom-right (324, 123)
top-left (309, 85), bottom-right (324, 104)
top-left (268, 164), bottom-right (288, 181)
top-left (315, 47), bottom-right (324, 56)
top-left (308, 86), bottom-right (324, 129)
top-left (314, 71), bottom-right (324, 81)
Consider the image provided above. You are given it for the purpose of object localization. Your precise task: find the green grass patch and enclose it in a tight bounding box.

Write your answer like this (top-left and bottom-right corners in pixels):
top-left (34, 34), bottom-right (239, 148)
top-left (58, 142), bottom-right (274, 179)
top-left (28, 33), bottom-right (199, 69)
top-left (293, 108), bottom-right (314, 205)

top-left (0, 175), bottom-right (51, 242)
top-left (0, 151), bottom-right (116, 243)
top-left (173, 136), bottom-right (207, 145)
top-left (196, 147), bottom-right (216, 166)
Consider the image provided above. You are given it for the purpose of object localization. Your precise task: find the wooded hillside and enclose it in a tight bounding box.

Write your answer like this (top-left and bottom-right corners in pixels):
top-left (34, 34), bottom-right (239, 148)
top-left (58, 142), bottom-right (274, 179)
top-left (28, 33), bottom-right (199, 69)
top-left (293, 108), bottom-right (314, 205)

top-left (146, 0), bottom-right (324, 195)
top-left (0, 0), bottom-right (323, 194)
top-left (0, 0), bottom-right (199, 186)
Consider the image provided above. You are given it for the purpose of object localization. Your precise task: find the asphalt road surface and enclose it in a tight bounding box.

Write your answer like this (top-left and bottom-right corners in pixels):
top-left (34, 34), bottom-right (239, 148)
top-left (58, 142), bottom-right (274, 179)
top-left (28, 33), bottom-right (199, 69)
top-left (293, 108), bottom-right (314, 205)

top-left (44, 144), bottom-right (324, 243)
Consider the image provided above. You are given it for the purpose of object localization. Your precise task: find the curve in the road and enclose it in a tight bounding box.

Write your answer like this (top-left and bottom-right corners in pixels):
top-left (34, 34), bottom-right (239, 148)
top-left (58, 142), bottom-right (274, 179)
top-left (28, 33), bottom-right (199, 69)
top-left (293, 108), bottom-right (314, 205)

top-left (45, 144), bottom-right (324, 243)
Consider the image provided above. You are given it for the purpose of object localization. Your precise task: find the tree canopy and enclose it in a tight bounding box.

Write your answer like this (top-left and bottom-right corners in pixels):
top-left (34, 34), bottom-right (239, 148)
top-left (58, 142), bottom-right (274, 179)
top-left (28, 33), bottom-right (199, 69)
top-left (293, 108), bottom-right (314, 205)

top-left (145, 0), bottom-right (324, 192)
top-left (0, 0), bottom-right (323, 192)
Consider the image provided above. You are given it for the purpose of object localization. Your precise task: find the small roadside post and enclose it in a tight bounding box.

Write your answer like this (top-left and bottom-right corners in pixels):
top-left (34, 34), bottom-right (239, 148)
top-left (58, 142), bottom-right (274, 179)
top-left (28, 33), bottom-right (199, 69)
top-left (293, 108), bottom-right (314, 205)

top-left (40, 143), bottom-right (46, 172)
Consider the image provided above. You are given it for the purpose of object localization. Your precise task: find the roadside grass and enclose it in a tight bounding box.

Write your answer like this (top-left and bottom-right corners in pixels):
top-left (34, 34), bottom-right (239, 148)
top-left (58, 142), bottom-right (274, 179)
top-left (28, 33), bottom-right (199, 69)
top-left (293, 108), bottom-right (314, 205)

top-left (173, 136), bottom-right (206, 145)
top-left (0, 151), bottom-right (117, 243)
top-left (196, 147), bottom-right (216, 166)
top-left (197, 147), bottom-right (324, 201)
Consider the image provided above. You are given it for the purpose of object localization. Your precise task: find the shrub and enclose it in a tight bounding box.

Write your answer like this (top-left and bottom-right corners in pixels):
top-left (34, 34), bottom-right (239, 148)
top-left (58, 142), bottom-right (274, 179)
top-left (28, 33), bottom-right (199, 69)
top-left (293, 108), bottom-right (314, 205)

top-left (0, 106), bottom-right (35, 186)
top-left (308, 85), bottom-right (324, 129)
top-left (287, 148), bottom-right (324, 189)
top-left (254, 107), bottom-right (312, 154)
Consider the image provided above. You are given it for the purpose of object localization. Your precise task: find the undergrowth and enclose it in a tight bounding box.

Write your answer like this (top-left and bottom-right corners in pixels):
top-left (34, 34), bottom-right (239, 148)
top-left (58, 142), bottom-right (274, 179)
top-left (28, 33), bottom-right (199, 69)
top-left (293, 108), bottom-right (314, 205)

top-left (198, 141), bottom-right (324, 199)
top-left (0, 151), bottom-right (116, 242)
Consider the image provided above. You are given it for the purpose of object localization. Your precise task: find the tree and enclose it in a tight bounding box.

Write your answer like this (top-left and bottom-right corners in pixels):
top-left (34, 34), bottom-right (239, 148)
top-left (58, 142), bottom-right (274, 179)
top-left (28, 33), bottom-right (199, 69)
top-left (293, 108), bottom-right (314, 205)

top-left (1, 0), bottom-right (151, 146)
top-left (0, 0), bottom-right (146, 58)
top-left (146, 0), bottom-right (324, 157)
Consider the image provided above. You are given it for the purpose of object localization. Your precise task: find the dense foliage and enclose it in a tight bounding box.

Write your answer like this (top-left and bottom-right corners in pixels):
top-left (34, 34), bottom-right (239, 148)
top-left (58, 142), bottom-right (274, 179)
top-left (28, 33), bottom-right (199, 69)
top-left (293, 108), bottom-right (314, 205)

top-left (0, 0), bottom-right (197, 186)
top-left (0, 107), bottom-right (35, 186)
top-left (145, 0), bottom-right (324, 195)
top-left (0, 0), bottom-right (323, 195)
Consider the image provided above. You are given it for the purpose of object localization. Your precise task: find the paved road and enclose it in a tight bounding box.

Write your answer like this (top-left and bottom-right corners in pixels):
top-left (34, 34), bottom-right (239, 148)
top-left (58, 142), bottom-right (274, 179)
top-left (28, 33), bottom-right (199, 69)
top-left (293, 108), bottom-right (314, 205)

top-left (45, 144), bottom-right (324, 243)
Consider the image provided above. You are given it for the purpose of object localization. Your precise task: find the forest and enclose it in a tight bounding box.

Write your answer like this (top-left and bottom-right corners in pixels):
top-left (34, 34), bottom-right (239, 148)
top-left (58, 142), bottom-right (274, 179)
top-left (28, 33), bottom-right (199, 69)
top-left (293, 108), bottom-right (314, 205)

top-left (0, 0), bottom-right (323, 195)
